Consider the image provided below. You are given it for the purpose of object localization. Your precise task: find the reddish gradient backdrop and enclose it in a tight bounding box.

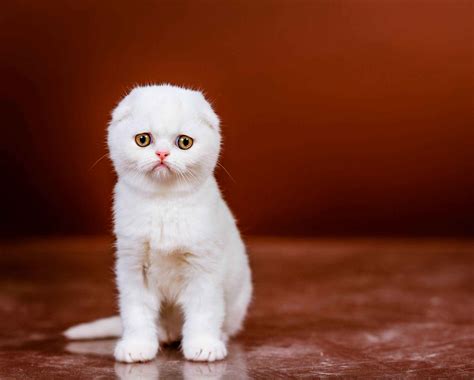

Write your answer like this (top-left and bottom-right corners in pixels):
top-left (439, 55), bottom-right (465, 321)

top-left (1, 0), bottom-right (472, 237)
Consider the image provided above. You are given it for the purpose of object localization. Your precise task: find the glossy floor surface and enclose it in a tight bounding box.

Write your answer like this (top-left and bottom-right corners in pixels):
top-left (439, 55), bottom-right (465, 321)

top-left (0, 237), bottom-right (472, 379)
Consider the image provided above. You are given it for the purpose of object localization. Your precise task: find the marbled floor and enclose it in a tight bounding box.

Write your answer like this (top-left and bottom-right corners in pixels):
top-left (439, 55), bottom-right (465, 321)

top-left (0, 237), bottom-right (472, 379)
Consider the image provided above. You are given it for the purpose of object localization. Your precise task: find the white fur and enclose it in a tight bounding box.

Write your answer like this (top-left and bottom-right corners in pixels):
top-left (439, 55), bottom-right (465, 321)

top-left (64, 85), bottom-right (252, 363)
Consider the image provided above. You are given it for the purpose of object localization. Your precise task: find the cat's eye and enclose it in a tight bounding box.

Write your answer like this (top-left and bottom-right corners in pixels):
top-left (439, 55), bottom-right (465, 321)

top-left (176, 135), bottom-right (194, 150)
top-left (135, 133), bottom-right (152, 147)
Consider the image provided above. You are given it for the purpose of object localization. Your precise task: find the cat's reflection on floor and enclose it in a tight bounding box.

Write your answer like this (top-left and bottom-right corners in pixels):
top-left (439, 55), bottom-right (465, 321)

top-left (65, 340), bottom-right (248, 380)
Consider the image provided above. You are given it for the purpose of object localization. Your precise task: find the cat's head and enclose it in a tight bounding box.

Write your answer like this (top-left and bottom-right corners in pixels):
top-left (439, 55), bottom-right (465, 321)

top-left (108, 85), bottom-right (221, 193)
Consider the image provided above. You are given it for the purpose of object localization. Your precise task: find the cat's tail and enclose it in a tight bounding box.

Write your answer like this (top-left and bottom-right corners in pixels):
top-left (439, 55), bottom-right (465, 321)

top-left (63, 316), bottom-right (122, 340)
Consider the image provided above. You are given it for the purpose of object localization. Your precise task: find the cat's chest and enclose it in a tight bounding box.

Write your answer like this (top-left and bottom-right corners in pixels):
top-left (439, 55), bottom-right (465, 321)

top-left (115, 195), bottom-right (215, 253)
top-left (148, 203), bottom-right (206, 252)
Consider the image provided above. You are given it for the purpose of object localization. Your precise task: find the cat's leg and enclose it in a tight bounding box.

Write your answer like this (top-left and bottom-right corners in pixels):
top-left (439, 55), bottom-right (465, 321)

top-left (179, 273), bottom-right (227, 362)
top-left (114, 239), bottom-right (160, 363)
top-left (223, 268), bottom-right (252, 339)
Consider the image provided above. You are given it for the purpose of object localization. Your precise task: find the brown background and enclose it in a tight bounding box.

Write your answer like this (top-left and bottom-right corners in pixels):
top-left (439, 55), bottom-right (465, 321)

top-left (1, 0), bottom-right (472, 238)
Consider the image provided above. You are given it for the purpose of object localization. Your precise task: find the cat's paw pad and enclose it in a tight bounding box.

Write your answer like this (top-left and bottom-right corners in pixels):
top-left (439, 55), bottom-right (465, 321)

top-left (182, 336), bottom-right (227, 362)
top-left (114, 337), bottom-right (158, 363)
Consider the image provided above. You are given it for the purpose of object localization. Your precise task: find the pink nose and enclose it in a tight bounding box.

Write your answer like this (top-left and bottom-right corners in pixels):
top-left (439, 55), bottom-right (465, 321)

top-left (156, 150), bottom-right (170, 161)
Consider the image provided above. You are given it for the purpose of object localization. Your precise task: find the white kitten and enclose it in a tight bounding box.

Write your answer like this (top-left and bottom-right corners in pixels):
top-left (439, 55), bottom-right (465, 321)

top-left (64, 85), bottom-right (252, 363)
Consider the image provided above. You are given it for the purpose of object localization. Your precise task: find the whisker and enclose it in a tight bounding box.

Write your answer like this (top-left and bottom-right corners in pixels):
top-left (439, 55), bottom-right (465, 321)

top-left (216, 162), bottom-right (236, 183)
top-left (175, 167), bottom-right (192, 189)
top-left (137, 158), bottom-right (160, 171)
top-left (89, 153), bottom-right (109, 170)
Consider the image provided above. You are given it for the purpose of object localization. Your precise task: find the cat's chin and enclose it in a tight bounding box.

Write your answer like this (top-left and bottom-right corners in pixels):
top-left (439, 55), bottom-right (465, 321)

top-left (150, 167), bottom-right (173, 181)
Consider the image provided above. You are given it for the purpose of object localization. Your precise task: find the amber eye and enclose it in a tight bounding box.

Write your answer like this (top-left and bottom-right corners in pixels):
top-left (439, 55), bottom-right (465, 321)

top-left (176, 135), bottom-right (194, 150)
top-left (135, 133), bottom-right (152, 147)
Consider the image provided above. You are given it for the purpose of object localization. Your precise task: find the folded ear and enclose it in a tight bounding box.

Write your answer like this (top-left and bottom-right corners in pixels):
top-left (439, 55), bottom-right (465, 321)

top-left (110, 89), bottom-right (137, 124)
top-left (195, 92), bottom-right (220, 130)
top-left (111, 102), bottom-right (131, 124)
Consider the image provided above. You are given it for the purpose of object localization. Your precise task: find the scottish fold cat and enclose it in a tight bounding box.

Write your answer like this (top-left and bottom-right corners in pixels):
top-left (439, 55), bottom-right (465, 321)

top-left (65, 85), bottom-right (252, 363)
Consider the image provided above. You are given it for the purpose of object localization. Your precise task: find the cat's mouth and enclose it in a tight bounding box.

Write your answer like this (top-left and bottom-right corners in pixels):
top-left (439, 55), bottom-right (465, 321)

top-left (152, 162), bottom-right (169, 172)
top-left (148, 161), bottom-right (182, 180)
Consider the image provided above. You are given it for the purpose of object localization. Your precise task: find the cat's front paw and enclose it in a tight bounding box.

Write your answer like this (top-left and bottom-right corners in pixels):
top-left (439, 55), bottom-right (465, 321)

top-left (114, 337), bottom-right (158, 363)
top-left (182, 336), bottom-right (227, 362)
